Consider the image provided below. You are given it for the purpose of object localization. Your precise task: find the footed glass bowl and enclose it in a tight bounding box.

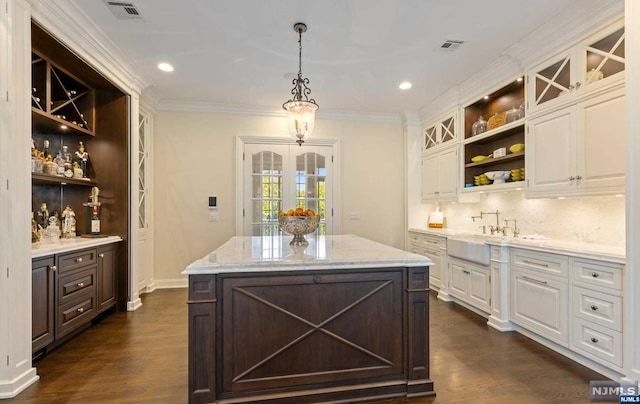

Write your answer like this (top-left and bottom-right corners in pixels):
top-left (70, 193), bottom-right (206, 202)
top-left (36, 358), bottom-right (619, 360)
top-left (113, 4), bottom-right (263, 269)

top-left (279, 216), bottom-right (320, 246)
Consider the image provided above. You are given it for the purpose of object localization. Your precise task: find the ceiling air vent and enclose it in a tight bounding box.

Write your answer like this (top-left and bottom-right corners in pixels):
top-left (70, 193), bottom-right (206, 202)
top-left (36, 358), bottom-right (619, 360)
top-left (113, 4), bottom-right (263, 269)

top-left (437, 40), bottom-right (464, 52)
top-left (104, 1), bottom-right (144, 20)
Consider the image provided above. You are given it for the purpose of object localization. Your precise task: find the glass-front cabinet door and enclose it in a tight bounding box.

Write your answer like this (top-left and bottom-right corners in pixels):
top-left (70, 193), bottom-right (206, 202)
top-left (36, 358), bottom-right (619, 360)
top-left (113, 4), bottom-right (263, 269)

top-left (528, 50), bottom-right (574, 112)
top-left (578, 23), bottom-right (625, 90)
top-left (422, 110), bottom-right (457, 153)
top-left (527, 20), bottom-right (624, 116)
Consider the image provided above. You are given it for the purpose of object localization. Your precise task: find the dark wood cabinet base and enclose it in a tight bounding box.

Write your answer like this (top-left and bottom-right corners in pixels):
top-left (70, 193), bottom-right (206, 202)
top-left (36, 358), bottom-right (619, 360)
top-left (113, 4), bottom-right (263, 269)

top-left (188, 266), bottom-right (435, 403)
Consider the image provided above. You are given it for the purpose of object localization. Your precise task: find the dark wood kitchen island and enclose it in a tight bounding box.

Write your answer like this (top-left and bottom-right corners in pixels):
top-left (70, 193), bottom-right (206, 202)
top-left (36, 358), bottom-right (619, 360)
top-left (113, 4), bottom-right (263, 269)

top-left (183, 235), bottom-right (434, 403)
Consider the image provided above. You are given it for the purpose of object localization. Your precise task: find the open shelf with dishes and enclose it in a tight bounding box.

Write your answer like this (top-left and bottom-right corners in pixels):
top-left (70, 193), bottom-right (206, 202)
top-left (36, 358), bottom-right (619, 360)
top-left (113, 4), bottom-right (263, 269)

top-left (462, 77), bottom-right (526, 191)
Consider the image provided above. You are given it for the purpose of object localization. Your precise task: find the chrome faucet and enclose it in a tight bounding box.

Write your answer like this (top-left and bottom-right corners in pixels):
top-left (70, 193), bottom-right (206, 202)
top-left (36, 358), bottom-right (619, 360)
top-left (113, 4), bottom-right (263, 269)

top-left (472, 210), bottom-right (504, 235)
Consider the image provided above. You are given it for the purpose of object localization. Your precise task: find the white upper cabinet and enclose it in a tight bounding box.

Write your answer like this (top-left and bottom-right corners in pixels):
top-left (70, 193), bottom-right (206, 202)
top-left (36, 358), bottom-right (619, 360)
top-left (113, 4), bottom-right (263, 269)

top-left (421, 146), bottom-right (458, 202)
top-left (527, 86), bottom-right (625, 198)
top-left (527, 20), bottom-right (625, 117)
top-left (422, 110), bottom-right (458, 153)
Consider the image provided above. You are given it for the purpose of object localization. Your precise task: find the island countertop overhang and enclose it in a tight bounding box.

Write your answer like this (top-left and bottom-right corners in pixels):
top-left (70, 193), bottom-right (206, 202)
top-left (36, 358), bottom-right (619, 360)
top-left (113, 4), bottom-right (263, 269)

top-left (183, 234), bottom-right (432, 275)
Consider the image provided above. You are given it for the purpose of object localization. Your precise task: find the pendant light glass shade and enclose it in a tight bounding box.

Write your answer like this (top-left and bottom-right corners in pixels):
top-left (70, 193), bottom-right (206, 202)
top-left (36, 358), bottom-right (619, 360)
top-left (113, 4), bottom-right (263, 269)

top-left (283, 23), bottom-right (318, 146)
top-left (283, 100), bottom-right (318, 145)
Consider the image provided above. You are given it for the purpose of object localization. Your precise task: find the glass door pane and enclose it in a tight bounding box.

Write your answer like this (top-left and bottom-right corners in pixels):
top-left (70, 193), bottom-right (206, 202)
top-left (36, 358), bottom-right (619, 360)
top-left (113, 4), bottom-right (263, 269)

top-left (249, 150), bottom-right (284, 236)
top-left (424, 125), bottom-right (437, 150)
top-left (584, 27), bottom-right (624, 85)
top-left (294, 150), bottom-right (327, 236)
top-left (440, 116), bottom-right (455, 143)
top-left (138, 114), bottom-right (148, 229)
top-left (534, 56), bottom-right (572, 107)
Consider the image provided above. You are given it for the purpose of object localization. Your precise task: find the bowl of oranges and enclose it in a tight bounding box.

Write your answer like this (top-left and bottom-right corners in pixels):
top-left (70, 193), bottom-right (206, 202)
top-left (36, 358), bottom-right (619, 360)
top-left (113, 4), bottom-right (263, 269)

top-left (278, 208), bottom-right (320, 246)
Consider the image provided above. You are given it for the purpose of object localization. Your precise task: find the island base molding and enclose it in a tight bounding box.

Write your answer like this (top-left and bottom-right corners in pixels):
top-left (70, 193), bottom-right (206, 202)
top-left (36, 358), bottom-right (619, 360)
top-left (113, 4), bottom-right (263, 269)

top-left (187, 266), bottom-right (435, 404)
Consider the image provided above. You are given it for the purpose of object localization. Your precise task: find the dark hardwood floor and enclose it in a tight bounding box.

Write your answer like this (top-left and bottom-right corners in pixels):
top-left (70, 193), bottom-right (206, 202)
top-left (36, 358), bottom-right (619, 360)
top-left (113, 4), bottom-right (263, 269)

top-left (9, 289), bottom-right (603, 403)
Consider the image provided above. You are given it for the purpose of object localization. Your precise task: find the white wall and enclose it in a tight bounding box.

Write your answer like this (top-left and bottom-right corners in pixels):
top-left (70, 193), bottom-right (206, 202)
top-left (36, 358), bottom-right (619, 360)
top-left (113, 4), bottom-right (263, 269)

top-left (153, 111), bottom-right (405, 282)
top-left (417, 192), bottom-right (625, 246)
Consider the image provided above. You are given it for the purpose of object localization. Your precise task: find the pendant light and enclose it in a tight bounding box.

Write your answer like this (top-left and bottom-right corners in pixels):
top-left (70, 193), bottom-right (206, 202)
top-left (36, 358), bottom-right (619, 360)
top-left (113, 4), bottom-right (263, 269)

top-left (282, 22), bottom-right (318, 146)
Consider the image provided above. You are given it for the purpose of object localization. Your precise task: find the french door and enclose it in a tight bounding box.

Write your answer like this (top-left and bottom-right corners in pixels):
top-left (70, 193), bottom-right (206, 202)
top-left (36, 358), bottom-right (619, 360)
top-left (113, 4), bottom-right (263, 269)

top-left (242, 142), bottom-right (334, 237)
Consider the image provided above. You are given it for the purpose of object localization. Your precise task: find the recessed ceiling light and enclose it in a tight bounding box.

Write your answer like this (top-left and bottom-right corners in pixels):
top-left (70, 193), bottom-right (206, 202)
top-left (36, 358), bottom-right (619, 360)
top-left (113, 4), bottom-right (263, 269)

top-left (399, 82), bottom-right (412, 90)
top-left (483, 95), bottom-right (489, 100)
top-left (60, 125), bottom-right (68, 130)
top-left (517, 77), bottom-right (523, 82)
top-left (158, 62), bottom-right (174, 72)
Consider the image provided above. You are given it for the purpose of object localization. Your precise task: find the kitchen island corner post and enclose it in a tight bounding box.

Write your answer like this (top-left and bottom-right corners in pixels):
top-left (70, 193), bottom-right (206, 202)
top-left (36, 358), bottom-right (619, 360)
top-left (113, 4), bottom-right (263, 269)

top-left (406, 265), bottom-right (436, 397)
top-left (188, 274), bottom-right (217, 404)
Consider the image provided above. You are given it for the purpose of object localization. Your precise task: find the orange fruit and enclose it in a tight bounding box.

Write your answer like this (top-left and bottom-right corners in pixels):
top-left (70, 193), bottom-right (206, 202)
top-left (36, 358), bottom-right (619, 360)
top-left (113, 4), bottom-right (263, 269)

top-left (286, 209), bottom-right (294, 216)
top-left (294, 207), bottom-right (304, 216)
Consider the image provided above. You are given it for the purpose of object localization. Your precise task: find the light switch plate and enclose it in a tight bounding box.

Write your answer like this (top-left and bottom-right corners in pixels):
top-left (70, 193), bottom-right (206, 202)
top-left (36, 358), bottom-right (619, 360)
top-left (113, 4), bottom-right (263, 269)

top-left (209, 211), bottom-right (219, 222)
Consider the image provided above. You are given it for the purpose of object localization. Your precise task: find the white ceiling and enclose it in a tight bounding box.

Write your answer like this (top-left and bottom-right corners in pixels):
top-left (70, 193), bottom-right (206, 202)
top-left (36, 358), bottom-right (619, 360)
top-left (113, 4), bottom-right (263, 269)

top-left (73, 0), bottom-right (598, 116)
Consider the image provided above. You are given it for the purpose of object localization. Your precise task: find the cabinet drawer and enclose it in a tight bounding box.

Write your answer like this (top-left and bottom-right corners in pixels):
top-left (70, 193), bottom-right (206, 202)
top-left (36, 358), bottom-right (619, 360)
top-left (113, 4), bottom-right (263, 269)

top-left (572, 286), bottom-right (622, 332)
top-left (58, 267), bottom-right (96, 305)
top-left (571, 317), bottom-right (622, 368)
top-left (56, 296), bottom-right (96, 339)
top-left (57, 248), bottom-right (97, 273)
top-left (511, 249), bottom-right (568, 278)
top-left (571, 259), bottom-right (623, 292)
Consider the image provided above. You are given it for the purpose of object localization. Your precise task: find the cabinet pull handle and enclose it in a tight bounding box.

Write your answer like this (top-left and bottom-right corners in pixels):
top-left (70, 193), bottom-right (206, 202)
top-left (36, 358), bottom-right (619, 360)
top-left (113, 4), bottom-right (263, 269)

top-left (591, 272), bottom-right (600, 278)
top-left (522, 259), bottom-right (549, 268)
top-left (426, 240), bottom-right (438, 244)
top-left (568, 84), bottom-right (575, 91)
top-left (99, 253), bottom-right (104, 258)
top-left (50, 265), bottom-right (57, 272)
top-left (522, 276), bottom-right (548, 285)
top-left (569, 176), bottom-right (576, 181)
top-left (575, 81), bottom-right (582, 90)
top-left (76, 257), bottom-right (83, 263)
top-left (590, 305), bottom-right (599, 311)
top-left (77, 307), bottom-right (84, 313)
top-left (77, 282), bottom-right (85, 288)
top-left (590, 337), bottom-right (598, 343)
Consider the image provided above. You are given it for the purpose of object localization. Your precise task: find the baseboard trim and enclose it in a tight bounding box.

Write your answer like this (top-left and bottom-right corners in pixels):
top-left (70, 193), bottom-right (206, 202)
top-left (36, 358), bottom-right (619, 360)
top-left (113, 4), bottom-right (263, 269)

top-left (0, 368), bottom-right (39, 399)
top-left (127, 298), bottom-right (142, 311)
top-left (154, 278), bottom-right (188, 289)
top-left (487, 316), bottom-right (516, 332)
top-left (437, 291), bottom-right (453, 302)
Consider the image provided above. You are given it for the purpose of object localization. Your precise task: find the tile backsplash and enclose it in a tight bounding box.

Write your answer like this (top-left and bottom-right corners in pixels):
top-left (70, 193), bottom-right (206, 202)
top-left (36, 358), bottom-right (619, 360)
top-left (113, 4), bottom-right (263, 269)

top-left (428, 191), bottom-right (625, 246)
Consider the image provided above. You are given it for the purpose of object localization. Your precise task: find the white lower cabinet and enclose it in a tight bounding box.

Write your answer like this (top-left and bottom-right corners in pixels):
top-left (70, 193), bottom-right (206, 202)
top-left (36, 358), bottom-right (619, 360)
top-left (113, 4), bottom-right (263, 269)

top-left (510, 249), bottom-right (569, 346)
top-left (408, 231), bottom-right (444, 289)
top-left (510, 269), bottom-right (569, 346)
top-left (447, 257), bottom-right (490, 313)
top-left (569, 257), bottom-right (624, 370)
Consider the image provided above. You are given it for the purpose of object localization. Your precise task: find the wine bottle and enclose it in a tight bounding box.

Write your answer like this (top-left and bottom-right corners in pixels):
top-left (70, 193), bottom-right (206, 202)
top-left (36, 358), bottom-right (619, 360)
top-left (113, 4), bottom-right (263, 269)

top-left (90, 206), bottom-right (100, 235)
top-left (43, 139), bottom-right (50, 159)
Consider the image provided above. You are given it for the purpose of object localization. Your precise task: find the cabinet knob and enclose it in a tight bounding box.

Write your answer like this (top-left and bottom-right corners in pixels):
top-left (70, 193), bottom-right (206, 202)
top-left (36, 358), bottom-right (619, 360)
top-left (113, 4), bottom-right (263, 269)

top-left (50, 265), bottom-right (57, 272)
top-left (590, 337), bottom-right (598, 343)
top-left (591, 272), bottom-right (600, 278)
top-left (76, 257), bottom-right (83, 263)
top-left (99, 253), bottom-right (105, 258)
top-left (569, 176), bottom-right (576, 181)
top-left (77, 307), bottom-right (84, 313)
top-left (590, 305), bottom-right (598, 311)
top-left (575, 81), bottom-right (582, 90)
top-left (77, 282), bottom-right (85, 288)
top-left (576, 175), bottom-right (582, 180)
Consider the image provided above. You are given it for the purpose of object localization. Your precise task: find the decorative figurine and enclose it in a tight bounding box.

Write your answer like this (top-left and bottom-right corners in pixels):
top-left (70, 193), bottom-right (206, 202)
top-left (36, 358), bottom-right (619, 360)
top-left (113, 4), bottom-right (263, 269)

top-left (62, 205), bottom-right (76, 238)
top-left (39, 216), bottom-right (61, 243)
top-left (75, 141), bottom-right (89, 178)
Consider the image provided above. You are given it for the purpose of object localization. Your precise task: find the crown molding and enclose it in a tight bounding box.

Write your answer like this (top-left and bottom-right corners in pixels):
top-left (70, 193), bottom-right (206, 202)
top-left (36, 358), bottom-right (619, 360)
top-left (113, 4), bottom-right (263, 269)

top-left (505, 0), bottom-right (624, 68)
top-left (400, 111), bottom-right (421, 127)
top-left (418, 86), bottom-right (460, 123)
top-left (28, 0), bottom-right (150, 95)
top-left (418, 0), bottom-right (623, 123)
top-left (157, 100), bottom-right (402, 123)
top-left (140, 87), bottom-right (161, 113)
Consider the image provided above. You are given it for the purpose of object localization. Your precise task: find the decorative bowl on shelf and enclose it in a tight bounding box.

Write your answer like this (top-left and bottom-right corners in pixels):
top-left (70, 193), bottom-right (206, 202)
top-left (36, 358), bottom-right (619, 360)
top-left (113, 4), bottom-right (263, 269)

top-left (471, 154), bottom-right (492, 163)
top-left (278, 215), bottom-right (320, 246)
top-left (484, 171), bottom-right (511, 184)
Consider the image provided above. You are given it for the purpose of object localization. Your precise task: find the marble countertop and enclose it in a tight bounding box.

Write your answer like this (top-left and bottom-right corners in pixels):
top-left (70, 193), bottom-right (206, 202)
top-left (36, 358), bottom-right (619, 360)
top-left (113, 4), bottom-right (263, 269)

top-left (31, 236), bottom-right (123, 258)
top-left (409, 227), bottom-right (625, 263)
top-left (183, 234), bottom-right (432, 275)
